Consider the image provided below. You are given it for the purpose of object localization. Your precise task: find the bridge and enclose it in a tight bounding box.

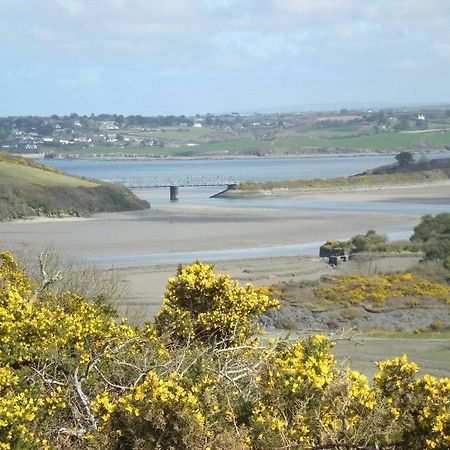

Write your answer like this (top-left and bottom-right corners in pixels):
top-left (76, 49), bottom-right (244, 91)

top-left (112, 176), bottom-right (238, 200)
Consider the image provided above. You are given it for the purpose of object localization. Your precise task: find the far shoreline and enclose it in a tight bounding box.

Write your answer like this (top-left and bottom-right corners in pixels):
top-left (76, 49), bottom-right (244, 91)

top-left (24, 148), bottom-right (449, 162)
top-left (217, 179), bottom-right (450, 199)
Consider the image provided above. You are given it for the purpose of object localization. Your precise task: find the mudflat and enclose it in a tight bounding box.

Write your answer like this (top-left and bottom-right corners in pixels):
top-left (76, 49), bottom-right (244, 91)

top-left (1, 181), bottom-right (447, 314)
top-left (3, 182), bottom-right (446, 259)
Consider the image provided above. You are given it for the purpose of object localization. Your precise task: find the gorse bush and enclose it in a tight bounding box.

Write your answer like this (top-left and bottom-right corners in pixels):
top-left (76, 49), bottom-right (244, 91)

top-left (314, 273), bottom-right (450, 307)
top-left (155, 261), bottom-right (279, 346)
top-left (0, 252), bottom-right (449, 449)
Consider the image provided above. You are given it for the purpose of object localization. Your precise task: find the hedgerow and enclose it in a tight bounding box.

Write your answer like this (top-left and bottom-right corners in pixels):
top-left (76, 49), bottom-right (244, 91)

top-left (0, 253), bottom-right (449, 449)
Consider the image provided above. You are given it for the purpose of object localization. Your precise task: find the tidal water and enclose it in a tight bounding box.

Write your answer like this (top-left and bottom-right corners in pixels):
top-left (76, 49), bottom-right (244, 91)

top-left (85, 231), bottom-right (413, 266)
top-left (42, 152), bottom-right (450, 214)
top-left (41, 153), bottom-right (449, 264)
top-left (41, 152), bottom-right (449, 183)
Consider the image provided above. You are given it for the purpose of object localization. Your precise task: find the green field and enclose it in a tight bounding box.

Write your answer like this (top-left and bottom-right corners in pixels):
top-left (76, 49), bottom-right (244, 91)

top-left (0, 161), bottom-right (97, 187)
top-left (121, 126), bottom-right (218, 142)
top-left (49, 126), bottom-right (450, 157)
top-left (172, 130), bottom-right (450, 154)
top-left (274, 131), bottom-right (450, 150)
top-left (307, 124), bottom-right (367, 138)
top-left (333, 336), bottom-right (450, 379)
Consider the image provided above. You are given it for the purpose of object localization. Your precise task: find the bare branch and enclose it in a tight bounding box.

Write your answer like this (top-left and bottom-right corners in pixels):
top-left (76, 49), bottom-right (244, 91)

top-left (73, 366), bottom-right (97, 431)
top-left (33, 251), bottom-right (63, 297)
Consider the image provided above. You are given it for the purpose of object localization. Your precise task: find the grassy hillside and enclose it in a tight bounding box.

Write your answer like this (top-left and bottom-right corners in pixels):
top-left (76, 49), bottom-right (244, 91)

top-left (0, 161), bottom-right (97, 188)
top-left (0, 153), bottom-right (149, 220)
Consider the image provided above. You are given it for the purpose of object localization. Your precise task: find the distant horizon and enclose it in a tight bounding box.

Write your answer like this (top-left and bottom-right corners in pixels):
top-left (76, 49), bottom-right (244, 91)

top-left (2, 100), bottom-right (450, 119)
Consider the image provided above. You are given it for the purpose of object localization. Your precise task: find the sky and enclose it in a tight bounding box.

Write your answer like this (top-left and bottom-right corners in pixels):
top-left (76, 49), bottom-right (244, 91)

top-left (1, 0), bottom-right (450, 116)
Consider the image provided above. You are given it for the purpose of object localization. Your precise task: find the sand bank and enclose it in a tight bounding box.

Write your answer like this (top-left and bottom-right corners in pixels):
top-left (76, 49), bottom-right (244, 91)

top-left (1, 182), bottom-right (448, 316)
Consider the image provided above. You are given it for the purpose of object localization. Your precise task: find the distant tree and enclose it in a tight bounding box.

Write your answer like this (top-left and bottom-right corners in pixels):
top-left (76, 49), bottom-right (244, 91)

top-left (393, 119), bottom-right (410, 131)
top-left (395, 151), bottom-right (414, 166)
top-left (350, 230), bottom-right (388, 252)
top-left (445, 109), bottom-right (450, 117)
top-left (411, 213), bottom-right (450, 269)
top-left (415, 120), bottom-right (428, 130)
top-left (412, 213), bottom-right (450, 242)
top-left (0, 127), bottom-right (10, 141)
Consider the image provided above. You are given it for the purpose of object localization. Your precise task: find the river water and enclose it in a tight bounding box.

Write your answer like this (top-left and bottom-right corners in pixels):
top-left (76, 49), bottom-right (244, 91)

top-left (41, 152), bottom-right (449, 182)
top-left (42, 152), bottom-right (450, 214)
top-left (40, 153), bottom-right (449, 264)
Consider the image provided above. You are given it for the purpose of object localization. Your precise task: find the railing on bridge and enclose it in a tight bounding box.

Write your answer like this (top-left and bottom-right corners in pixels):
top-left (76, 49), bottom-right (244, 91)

top-left (111, 176), bottom-right (238, 200)
top-left (113, 175), bottom-right (237, 189)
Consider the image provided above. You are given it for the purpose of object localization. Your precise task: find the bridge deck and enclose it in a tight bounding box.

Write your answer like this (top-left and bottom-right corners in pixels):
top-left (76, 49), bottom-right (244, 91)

top-left (113, 176), bottom-right (238, 189)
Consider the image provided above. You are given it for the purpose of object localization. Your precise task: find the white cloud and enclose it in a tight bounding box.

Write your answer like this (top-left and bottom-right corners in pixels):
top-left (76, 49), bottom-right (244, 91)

top-left (57, 0), bottom-right (86, 16)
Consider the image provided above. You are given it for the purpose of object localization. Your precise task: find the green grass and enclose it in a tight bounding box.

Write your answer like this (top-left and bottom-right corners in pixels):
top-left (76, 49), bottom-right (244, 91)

top-left (363, 330), bottom-right (450, 339)
top-left (426, 120), bottom-right (450, 128)
top-left (51, 128), bottom-right (450, 157)
top-left (172, 130), bottom-right (450, 154)
top-left (307, 125), bottom-right (366, 138)
top-left (274, 131), bottom-right (450, 150)
top-left (0, 161), bottom-right (97, 187)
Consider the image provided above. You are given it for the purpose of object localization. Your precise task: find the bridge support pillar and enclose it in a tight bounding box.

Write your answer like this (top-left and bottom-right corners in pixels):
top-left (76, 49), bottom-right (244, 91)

top-left (169, 185), bottom-right (179, 201)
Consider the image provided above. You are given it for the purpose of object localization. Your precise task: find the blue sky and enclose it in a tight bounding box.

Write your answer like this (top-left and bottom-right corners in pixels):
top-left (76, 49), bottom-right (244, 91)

top-left (1, 0), bottom-right (450, 116)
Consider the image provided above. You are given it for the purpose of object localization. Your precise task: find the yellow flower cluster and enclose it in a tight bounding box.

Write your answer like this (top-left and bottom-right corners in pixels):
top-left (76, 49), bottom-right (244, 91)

top-left (0, 152), bottom-right (65, 174)
top-left (0, 364), bottom-right (55, 450)
top-left (372, 355), bottom-right (449, 449)
top-left (155, 261), bottom-right (279, 345)
top-left (251, 336), bottom-right (337, 446)
top-left (314, 273), bottom-right (450, 306)
top-left (347, 369), bottom-right (377, 410)
top-left (0, 252), bottom-right (137, 448)
top-left (118, 370), bottom-right (205, 425)
top-left (91, 391), bottom-right (116, 424)
top-left (416, 375), bottom-right (450, 449)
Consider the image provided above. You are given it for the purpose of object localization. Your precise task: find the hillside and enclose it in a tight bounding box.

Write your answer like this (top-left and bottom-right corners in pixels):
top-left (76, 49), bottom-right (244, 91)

top-left (0, 153), bottom-right (149, 220)
top-left (2, 109), bottom-right (450, 158)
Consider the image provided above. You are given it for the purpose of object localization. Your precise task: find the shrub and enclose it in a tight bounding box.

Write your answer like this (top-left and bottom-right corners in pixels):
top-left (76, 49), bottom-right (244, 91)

top-left (412, 213), bottom-right (450, 269)
top-left (155, 261), bottom-right (279, 346)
